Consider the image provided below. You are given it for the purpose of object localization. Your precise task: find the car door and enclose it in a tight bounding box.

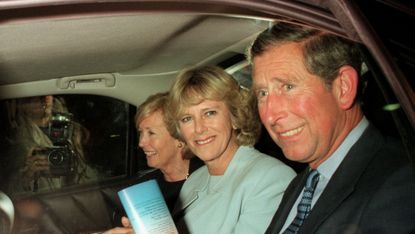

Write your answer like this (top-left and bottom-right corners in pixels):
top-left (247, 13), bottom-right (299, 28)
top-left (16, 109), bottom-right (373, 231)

top-left (0, 94), bottom-right (149, 233)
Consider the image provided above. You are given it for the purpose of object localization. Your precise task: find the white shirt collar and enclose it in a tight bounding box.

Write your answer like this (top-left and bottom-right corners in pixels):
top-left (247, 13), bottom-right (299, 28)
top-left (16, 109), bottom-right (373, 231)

top-left (317, 117), bottom-right (369, 180)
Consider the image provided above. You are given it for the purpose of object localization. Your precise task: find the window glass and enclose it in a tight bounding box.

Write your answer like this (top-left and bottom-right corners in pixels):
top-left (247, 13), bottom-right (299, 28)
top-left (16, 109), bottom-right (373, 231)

top-left (356, 0), bottom-right (415, 89)
top-left (0, 95), bottom-right (130, 196)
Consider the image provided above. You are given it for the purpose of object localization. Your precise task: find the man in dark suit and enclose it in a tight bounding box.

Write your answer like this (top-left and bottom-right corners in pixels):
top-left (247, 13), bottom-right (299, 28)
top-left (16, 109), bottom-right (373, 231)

top-left (248, 21), bottom-right (415, 233)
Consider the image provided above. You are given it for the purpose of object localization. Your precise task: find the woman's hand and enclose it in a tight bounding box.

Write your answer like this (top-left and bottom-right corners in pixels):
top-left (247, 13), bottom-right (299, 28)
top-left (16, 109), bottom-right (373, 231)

top-left (21, 147), bottom-right (50, 179)
top-left (103, 216), bottom-right (134, 234)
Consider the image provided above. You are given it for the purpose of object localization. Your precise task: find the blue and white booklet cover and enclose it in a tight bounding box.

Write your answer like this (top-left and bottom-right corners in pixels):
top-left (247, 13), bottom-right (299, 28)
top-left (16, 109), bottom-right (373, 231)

top-left (118, 179), bottom-right (178, 234)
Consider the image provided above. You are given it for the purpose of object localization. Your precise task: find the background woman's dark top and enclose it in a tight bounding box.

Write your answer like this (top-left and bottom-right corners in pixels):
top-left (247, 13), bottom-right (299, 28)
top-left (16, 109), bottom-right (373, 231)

top-left (113, 157), bottom-right (204, 225)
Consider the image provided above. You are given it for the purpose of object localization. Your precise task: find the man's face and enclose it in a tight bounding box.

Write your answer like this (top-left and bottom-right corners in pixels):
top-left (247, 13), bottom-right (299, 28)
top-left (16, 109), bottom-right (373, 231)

top-left (252, 42), bottom-right (342, 168)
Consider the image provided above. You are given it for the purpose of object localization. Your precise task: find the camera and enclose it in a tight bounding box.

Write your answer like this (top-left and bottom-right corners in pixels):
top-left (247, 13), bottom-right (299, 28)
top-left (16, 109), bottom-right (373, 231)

top-left (48, 112), bottom-right (73, 145)
top-left (35, 146), bottom-right (75, 176)
top-left (40, 112), bottom-right (76, 176)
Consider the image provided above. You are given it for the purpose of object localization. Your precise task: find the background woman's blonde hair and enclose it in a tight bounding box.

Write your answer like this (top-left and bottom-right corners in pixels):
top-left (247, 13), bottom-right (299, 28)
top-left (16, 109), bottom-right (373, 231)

top-left (167, 65), bottom-right (261, 146)
top-left (135, 92), bottom-right (169, 130)
top-left (135, 92), bottom-right (193, 159)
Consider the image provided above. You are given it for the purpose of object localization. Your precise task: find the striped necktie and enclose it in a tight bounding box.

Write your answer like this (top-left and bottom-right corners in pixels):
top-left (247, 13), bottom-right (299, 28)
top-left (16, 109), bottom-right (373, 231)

top-left (282, 169), bottom-right (320, 234)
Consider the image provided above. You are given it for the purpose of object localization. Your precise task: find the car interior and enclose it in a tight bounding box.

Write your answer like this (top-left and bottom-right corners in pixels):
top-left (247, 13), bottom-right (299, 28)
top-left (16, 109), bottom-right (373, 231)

top-left (0, 1), bottom-right (413, 233)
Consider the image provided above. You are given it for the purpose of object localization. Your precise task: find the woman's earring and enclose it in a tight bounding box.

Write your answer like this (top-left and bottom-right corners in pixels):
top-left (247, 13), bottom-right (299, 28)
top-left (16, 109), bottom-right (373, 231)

top-left (177, 142), bottom-right (183, 148)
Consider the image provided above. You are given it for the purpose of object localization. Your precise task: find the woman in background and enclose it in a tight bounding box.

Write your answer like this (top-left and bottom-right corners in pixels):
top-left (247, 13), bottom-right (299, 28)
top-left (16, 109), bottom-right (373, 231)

top-left (105, 92), bottom-right (202, 234)
top-left (1, 95), bottom-right (94, 194)
top-left (135, 92), bottom-right (202, 211)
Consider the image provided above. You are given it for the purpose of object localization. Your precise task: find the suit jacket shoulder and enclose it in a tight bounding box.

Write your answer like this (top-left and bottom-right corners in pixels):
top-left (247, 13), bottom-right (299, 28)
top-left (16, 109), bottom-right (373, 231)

top-left (268, 124), bottom-right (415, 234)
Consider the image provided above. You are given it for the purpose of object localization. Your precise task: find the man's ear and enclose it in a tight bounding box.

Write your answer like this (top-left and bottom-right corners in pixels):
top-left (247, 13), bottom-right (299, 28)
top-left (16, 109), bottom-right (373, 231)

top-left (333, 65), bottom-right (359, 110)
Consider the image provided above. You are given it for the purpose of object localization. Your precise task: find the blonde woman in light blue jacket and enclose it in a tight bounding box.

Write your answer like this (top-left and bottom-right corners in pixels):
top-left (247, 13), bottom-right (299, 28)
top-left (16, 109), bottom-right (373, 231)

top-left (167, 65), bottom-right (296, 234)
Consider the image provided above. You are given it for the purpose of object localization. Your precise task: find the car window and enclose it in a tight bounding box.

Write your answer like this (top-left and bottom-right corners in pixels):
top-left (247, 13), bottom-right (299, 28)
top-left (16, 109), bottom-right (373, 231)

top-left (356, 0), bottom-right (415, 89)
top-left (0, 94), bottom-right (133, 196)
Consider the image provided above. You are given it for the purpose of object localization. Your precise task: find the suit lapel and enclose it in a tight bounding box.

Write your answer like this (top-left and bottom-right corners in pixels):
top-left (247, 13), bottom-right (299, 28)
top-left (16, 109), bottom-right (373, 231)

top-left (300, 125), bottom-right (383, 233)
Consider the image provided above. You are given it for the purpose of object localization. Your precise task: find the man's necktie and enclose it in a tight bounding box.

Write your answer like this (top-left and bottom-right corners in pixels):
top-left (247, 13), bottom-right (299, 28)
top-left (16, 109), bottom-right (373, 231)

top-left (282, 169), bottom-right (320, 234)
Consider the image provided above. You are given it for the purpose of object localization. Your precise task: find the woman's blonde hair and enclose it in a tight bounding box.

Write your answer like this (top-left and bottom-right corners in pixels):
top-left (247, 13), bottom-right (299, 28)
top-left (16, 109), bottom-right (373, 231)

top-left (167, 65), bottom-right (261, 146)
top-left (135, 92), bottom-right (169, 130)
top-left (135, 92), bottom-right (193, 159)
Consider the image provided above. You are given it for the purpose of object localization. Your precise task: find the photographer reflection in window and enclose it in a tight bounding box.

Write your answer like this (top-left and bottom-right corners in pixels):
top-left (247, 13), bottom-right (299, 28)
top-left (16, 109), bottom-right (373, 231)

top-left (2, 95), bottom-right (96, 194)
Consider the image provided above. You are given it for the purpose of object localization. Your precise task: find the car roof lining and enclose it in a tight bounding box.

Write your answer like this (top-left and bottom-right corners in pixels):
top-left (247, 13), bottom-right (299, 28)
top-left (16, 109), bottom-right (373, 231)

top-left (0, 13), bottom-right (270, 85)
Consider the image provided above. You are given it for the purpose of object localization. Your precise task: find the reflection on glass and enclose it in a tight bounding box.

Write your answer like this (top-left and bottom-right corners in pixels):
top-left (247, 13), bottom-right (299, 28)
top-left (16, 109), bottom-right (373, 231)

top-left (0, 95), bottom-right (129, 195)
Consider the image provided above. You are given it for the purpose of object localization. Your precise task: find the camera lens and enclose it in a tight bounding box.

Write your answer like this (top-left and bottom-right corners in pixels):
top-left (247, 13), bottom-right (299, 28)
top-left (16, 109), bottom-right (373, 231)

top-left (48, 150), bottom-right (65, 165)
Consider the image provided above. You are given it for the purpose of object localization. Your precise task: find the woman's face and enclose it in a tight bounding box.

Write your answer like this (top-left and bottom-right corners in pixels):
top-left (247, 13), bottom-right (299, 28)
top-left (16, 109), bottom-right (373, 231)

top-left (178, 99), bottom-right (238, 166)
top-left (138, 110), bottom-right (181, 169)
top-left (20, 95), bottom-right (54, 120)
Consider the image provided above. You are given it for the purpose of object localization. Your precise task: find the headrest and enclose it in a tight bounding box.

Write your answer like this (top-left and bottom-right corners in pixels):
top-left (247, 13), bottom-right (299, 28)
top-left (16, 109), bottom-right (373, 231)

top-left (0, 191), bottom-right (14, 234)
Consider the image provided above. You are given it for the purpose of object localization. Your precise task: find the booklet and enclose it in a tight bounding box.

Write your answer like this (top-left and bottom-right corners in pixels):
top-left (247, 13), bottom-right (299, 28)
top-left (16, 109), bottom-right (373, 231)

top-left (118, 179), bottom-right (178, 234)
